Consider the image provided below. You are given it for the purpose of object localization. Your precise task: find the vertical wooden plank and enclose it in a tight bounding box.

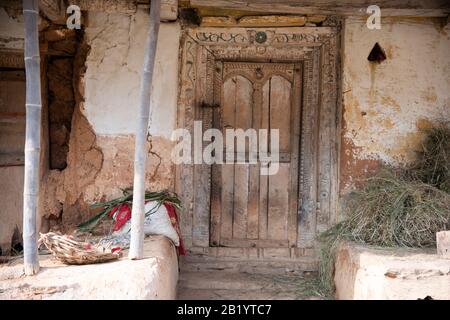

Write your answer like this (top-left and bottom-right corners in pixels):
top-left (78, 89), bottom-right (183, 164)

top-left (259, 80), bottom-right (270, 240)
top-left (192, 48), bottom-right (213, 247)
top-left (210, 160), bottom-right (221, 246)
top-left (231, 76), bottom-right (252, 239)
top-left (210, 61), bottom-right (223, 246)
top-left (246, 163), bottom-right (260, 240)
top-left (267, 76), bottom-right (291, 241)
top-left (234, 76), bottom-right (253, 140)
top-left (220, 77), bottom-right (236, 241)
top-left (233, 164), bottom-right (249, 239)
top-left (247, 82), bottom-right (262, 240)
top-left (317, 43), bottom-right (333, 234)
top-left (269, 76), bottom-right (291, 153)
top-left (176, 37), bottom-right (197, 248)
top-left (298, 54), bottom-right (320, 248)
top-left (288, 64), bottom-right (302, 247)
top-left (222, 77), bottom-right (236, 143)
top-left (267, 164), bottom-right (290, 240)
top-left (220, 164), bottom-right (234, 240)
top-left (328, 34), bottom-right (340, 227)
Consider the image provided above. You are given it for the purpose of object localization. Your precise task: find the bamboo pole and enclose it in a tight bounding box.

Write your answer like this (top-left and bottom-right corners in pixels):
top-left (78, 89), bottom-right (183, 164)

top-left (129, 0), bottom-right (161, 260)
top-left (22, 0), bottom-right (41, 275)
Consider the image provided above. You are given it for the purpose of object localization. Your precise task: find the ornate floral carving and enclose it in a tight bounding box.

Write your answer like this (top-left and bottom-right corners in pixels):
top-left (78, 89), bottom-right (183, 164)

top-left (192, 28), bottom-right (336, 46)
top-left (0, 51), bottom-right (24, 69)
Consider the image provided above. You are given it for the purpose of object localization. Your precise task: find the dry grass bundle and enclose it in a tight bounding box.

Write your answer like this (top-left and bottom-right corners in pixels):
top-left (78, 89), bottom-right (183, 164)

top-left (338, 170), bottom-right (449, 247)
top-left (318, 170), bottom-right (450, 296)
top-left (410, 123), bottom-right (450, 192)
top-left (39, 232), bottom-right (122, 265)
top-left (316, 123), bottom-right (450, 296)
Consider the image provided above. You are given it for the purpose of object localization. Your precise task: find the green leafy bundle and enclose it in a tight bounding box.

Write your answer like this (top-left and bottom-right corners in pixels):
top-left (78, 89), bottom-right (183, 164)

top-left (77, 188), bottom-right (182, 233)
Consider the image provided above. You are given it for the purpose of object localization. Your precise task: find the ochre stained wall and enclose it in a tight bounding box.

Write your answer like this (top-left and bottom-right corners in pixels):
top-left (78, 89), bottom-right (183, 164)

top-left (80, 8), bottom-right (181, 201)
top-left (42, 8), bottom-right (182, 230)
top-left (340, 17), bottom-right (450, 191)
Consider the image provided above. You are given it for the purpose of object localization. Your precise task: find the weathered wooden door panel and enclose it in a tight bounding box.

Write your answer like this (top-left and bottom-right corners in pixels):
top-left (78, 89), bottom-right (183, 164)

top-left (211, 62), bottom-right (301, 248)
top-left (177, 27), bottom-right (340, 257)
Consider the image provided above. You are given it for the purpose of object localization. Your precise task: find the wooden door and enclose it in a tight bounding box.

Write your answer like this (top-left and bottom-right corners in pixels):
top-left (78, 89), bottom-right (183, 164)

top-left (210, 62), bottom-right (302, 248)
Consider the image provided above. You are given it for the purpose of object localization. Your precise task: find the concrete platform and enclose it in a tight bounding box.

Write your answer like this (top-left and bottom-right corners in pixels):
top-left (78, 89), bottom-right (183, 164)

top-left (0, 235), bottom-right (178, 300)
top-left (334, 241), bottom-right (450, 300)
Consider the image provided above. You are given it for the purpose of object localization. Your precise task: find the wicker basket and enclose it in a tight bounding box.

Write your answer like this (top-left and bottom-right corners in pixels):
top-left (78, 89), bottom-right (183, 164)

top-left (39, 232), bottom-right (122, 265)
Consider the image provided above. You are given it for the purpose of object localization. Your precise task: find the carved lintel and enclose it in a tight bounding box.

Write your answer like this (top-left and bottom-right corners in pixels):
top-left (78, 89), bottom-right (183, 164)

top-left (222, 62), bottom-right (295, 85)
top-left (0, 51), bottom-right (24, 69)
top-left (191, 27), bottom-right (335, 46)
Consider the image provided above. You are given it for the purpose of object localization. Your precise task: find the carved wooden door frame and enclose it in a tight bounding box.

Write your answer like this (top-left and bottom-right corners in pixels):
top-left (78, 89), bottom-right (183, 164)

top-left (176, 25), bottom-right (342, 254)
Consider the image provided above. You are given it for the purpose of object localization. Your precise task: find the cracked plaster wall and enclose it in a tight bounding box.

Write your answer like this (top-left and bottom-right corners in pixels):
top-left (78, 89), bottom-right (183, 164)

top-left (83, 8), bottom-right (180, 138)
top-left (340, 17), bottom-right (450, 191)
top-left (51, 9), bottom-right (181, 229)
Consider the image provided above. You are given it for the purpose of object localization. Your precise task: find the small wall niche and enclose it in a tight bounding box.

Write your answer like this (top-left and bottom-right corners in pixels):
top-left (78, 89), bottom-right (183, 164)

top-left (368, 42), bottom-right (387, 63)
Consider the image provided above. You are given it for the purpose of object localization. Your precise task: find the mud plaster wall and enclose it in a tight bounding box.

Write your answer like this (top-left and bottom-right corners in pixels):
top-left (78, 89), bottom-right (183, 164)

top-left (42, 8), bottom-right (181, 230)
top-left (340, 17), bottom-right (450, 192)
top-left (0, 7), bottom-right (23, 50)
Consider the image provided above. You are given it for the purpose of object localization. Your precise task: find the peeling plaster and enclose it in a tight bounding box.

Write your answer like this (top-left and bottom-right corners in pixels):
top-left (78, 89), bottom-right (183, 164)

top-left (340, 17), bottom-right (450, 190)
top-left (83, 9), bottom-right (181, 139)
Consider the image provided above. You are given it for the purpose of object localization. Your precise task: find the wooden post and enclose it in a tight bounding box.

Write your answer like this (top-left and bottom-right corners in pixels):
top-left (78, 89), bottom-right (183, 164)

top-left (129, 0), bottom-right (161, 260)
top-left (22, 0), bottom-right (42, 275)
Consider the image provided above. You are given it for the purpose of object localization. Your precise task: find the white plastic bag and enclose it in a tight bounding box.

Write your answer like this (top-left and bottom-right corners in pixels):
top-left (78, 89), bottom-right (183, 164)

top-left (114, 201), bottom-right (179, 246)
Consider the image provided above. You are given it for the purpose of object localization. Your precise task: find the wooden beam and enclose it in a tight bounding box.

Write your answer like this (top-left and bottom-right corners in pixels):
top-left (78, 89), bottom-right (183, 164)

top-left (190, 0), bottom-right (450, 17)
top-left (202, 15), bottom-right (307, 27)
top-left (70, 0), bottom-right (137, 13)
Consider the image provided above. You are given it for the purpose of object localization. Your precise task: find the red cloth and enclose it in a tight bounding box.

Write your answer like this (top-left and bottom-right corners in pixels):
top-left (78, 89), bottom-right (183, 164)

top-left (163, 203), bottom-right (187, 256)
top-left (108, 202), bottom-right (186, 256)
top-left (110, 204), bottom-right (132, 232)
top-left (108, 206), bottom-right (119, 218)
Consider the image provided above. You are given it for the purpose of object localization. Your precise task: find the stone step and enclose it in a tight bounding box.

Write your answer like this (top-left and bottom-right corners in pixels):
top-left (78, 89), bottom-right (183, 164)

top-left (180, 271), bottom-right (280, 290)
top-left (177, 288), bottom-right (306, 300)
top-left (179, 256), bottom-right (318, 275)
top-left (177, 271), bottom-right (323, 300)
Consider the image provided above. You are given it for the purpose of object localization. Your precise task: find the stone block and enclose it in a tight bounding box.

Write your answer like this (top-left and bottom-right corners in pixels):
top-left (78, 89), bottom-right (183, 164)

top-left (334, 241), bottom-right (450, 300)
top-left (437, 231), bottom-right (450, 259)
